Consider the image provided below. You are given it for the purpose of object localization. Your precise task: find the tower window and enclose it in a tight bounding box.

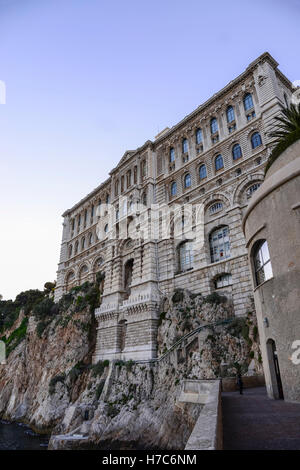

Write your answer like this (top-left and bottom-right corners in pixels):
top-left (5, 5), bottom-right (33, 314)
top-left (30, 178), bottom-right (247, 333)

top-left (253, 240), bottom-right (273, 286)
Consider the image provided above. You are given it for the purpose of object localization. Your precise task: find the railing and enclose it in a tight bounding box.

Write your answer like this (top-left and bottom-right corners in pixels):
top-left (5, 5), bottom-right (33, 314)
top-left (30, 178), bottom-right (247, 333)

top-left (135, 317), bottom-right (235, 364)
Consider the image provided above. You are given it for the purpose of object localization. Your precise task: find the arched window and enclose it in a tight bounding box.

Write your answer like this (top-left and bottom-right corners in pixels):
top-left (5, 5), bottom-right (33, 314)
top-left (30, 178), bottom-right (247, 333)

top-left (171, 181), bottom-right (177, 196)
top-left (142, 191), bottom-right (147, 206)
top-left (184, 173), bottom-right (191, 188)
top-left (182, 138), bottom-right (188, 153)
top-left (226, 106), bottom-right (235, 123)
top-left (252, 240), bottom-right (273, 286)
top-left (232, 143), bottom-right (242, 160)
top-left (251, 132), bottom-right (262, 149)
top-left (81, 237), bottom-right (85, 250)
top-left (94, 257), bottom-right (104, 271)
top-left (210, 226), bottom-right (231, 263)
top-left (247, 183), bottom-right (261, 199)
top-left (178, 241), bottom-right (194, 272)
top-left (196, 128), bottom-right (203, 145)
top-left (74, 240), bottom-right (79, 254)
top-left (214, 273), bottom-right (232, 289)
top-left (88, 233), bottom-right (93, 245)
top-left (209, 202), bottom-right (223, 215)
top-left (104, 223), bottom-right (108, 233)
top-left (170, 147), bottom-right (175, 162)
top-left (244, 93), bottom-right (254, 111)
top-left (210, 118), bottom-right (218, 134)
top-left (106, 194), bottom-right (110, 204)
top-left (199, 164), bottom-right (207, 179)
top-left (68, 245), bottom-right (73, 258)
top-left (66, 271), bottom-right (75, 287)
top-left (79, 265), bottom-right (89, 282)
top-left (215, 154), bottom-right (224, 171)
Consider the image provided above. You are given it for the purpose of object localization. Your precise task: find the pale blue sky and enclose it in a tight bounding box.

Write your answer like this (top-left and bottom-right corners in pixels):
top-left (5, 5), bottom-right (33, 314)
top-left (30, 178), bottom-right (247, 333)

top-left (0, 0), bottom-right (299, 300)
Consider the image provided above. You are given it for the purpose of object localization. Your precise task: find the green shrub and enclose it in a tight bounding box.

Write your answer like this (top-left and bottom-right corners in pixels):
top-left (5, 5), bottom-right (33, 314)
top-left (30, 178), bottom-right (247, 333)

top-left (36, 319), bottom-right (51, 338)
top-left (58, 292), bottom-right (74, 312)
top-left (33, 298), bottom-right (58, 319)
top-left (68, 361), bottom-right (87, 382)
top-left (5, 317), bottom-right (28, 355)
top-left (15, 289), bottom-right (45, 315)
top-left (125, 359), bottom-right (134, 372)
top-left (115, 360), bottom-right (125, 367)
top-left (204, 292), bottom-right (227, 305)
top-left (92, 360), bottom-right (109, 377)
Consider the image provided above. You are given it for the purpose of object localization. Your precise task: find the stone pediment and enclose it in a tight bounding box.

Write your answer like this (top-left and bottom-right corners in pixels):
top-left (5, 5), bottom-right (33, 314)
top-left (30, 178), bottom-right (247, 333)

top-left (112, 150), bottom-right (136, 173)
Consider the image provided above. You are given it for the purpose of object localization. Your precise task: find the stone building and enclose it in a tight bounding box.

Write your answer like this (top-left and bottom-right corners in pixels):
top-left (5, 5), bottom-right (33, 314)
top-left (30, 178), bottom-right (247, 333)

top-left (243, 140), bottom-right (300, 403)
top-left (54, 52), bottom-right (294, 362)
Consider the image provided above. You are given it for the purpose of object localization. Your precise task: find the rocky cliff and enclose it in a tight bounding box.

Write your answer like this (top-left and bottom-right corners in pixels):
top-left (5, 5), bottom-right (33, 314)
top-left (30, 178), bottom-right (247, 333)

top-left (0, 284), bottom-right (262, 449)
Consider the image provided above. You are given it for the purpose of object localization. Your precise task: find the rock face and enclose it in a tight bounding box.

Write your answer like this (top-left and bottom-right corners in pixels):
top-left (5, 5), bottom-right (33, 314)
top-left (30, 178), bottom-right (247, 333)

top-left (0, 286), bottom-right (262, 449)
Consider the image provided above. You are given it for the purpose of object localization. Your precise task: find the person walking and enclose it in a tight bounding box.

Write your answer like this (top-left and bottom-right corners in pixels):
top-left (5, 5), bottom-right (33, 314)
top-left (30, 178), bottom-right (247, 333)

top-left (237, 373), bottom-right (244, 395)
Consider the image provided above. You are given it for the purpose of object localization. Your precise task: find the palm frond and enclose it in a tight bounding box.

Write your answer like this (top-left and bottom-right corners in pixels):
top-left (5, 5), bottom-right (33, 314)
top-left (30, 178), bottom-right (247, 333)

top-left (266, 102), bottom-right (300, 174)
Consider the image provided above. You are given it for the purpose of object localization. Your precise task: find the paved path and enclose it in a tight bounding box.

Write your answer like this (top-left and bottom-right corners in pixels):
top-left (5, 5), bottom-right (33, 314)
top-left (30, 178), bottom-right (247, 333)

top-left (222, 386), bottom-right (300, 450)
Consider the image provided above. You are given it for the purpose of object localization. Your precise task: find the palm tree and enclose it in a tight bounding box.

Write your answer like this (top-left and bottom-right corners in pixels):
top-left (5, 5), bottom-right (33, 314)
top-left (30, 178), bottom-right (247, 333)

top-left (266, 102), bottom-right (300, 173)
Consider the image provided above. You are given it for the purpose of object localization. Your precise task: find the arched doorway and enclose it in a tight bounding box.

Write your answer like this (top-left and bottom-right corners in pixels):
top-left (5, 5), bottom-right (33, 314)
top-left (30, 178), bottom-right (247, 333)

top-left (124, 259), bottom-right (134, 300)
top-left (266, 339), bottom-right (284, 400)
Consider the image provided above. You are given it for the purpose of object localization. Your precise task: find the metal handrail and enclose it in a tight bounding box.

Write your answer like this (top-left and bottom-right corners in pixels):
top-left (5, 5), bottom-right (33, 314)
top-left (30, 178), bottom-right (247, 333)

top-left (135, 317), bottom-right (235, 364)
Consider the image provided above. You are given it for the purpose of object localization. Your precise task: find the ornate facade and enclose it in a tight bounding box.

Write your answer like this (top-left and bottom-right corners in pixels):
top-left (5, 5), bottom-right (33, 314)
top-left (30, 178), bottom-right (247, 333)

top-left (55, 52), bottom-right (293, 362)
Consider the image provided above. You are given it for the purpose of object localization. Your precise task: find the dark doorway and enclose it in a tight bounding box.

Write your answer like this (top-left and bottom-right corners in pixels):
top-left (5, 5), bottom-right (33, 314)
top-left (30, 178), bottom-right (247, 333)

top-left (267, 339), bottom-right (284, 400)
